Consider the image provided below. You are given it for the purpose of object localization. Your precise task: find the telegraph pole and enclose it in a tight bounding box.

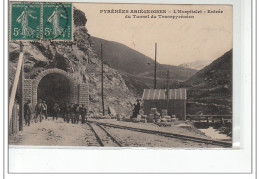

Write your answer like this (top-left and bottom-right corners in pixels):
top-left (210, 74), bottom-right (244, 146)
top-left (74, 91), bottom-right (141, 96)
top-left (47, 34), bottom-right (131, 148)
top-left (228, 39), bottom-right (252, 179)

top-left (101, 43), bottom-right (105, 116)
top-left (19, 42), bottom-right (24, 131)
top-left (154, 43), bottom-right (157, 89)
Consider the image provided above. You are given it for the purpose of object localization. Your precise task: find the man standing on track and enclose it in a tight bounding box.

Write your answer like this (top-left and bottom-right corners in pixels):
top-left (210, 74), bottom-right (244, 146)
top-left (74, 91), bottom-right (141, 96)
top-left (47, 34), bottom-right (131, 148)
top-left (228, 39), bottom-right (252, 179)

top-left (80, 104), bottom-right (87, 124)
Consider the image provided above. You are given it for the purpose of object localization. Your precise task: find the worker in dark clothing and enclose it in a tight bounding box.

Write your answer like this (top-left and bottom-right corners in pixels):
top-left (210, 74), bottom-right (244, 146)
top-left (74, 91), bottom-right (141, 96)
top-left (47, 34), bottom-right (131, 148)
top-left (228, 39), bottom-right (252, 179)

top-left (65, 103), bottom-right (70, 123)
top-left (24, 100), bottom-right (32, 126)
top-left (53, 103), bottom-right (60, 120)
top-left (35, 99), bottom-right (44, 123)
top-left (61, 103), bottom-right (67, 122)
top-left (80, 104), bottom-right (87, 124)
top-left (69, 103), bottom-right (75, 123)
top-left (136, 99), bottom-right (141, 112)
top-left (107, 107), bottom-right (111, 116)
top-left (42, 101), bottom-right (48, 120)
top-left (73, 104), bottom-right (80, 124)
top-left (131, 99), bottom-right (141, 118)
top-left (132, 103), bottom-right (137, 118)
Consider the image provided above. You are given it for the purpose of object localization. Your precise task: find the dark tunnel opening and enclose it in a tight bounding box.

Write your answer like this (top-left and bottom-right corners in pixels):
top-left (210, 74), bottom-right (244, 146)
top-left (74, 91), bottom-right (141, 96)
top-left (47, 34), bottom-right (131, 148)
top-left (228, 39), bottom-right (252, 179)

top-left (37, 73), bottom-right (71, 116)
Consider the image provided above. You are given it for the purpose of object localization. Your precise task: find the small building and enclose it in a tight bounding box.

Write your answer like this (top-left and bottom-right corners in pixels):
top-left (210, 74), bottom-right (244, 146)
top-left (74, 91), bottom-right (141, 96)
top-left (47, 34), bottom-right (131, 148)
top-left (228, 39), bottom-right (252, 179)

top-left (141, 88), bottom-right (187, 120)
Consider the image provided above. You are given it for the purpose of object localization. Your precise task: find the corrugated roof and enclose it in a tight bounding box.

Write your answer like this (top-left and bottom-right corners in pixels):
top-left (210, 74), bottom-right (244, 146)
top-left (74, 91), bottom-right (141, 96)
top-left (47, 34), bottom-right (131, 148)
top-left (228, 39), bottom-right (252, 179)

top-left (141, 89), bottom-right (187, 100)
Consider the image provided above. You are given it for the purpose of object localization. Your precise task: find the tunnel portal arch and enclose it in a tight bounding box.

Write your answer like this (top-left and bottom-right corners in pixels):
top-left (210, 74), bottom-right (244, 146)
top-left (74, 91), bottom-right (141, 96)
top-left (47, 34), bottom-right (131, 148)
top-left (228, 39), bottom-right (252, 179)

top-left (32, 68), bottom-right (78, 107)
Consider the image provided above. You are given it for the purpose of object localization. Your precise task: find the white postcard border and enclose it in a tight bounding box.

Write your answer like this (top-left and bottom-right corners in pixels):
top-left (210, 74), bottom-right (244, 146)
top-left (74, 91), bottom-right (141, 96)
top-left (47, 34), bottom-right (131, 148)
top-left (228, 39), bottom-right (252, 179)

top-left (3, 0), bottom-right (253, 175)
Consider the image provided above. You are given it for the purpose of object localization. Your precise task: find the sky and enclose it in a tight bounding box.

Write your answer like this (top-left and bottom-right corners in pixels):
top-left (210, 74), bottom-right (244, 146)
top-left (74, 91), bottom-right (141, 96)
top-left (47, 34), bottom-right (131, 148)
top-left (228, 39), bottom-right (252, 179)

top-left (74, 3), bottom-right (232, 66)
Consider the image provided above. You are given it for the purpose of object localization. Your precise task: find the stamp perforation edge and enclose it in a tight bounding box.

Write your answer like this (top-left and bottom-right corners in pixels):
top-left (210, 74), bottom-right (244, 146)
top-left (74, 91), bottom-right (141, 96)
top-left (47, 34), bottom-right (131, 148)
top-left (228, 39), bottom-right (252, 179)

top-left (42, 2), bottom-right (73, 41)
top-left (9, 2), bottom-right (42, 42)
top-left (9, 2), bottom-right (73, 42)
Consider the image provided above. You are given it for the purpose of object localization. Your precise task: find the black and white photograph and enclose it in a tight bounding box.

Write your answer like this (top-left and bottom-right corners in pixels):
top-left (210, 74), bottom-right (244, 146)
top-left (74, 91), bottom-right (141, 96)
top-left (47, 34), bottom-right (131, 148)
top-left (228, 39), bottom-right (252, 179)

top-left (8, 2), bottom-right (234, 148)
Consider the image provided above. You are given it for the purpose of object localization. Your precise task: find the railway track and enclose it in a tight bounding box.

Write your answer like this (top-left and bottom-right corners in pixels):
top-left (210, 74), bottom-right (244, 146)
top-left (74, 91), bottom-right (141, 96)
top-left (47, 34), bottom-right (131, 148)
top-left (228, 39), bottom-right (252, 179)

top-left (83, 122), bottom-right (103, 146)
top-left (92, 121), bottom-right (232, 148)
top-left (86, 122), bottom-right (122, 147)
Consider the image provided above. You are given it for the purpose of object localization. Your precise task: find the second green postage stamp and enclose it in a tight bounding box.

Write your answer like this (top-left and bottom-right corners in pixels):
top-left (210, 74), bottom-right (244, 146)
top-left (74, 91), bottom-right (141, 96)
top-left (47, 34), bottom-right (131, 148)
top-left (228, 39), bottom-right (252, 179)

top-left (42, 3), bottom-right (72, 40)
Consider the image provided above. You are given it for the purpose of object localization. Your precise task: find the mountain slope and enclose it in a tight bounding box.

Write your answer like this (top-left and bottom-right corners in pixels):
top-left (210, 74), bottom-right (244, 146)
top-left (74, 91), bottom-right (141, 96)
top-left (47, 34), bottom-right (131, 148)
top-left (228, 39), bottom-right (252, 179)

top-left (176, 50), bottom-right (233, 115)
top-left (91, 36), bottom-right (197, 79)
top-left (178, 60), bottom-right (212, 70)
top-left (91, 36), bottom-right (154, 75)
top-left (91, 36), bottom-right (197, 96)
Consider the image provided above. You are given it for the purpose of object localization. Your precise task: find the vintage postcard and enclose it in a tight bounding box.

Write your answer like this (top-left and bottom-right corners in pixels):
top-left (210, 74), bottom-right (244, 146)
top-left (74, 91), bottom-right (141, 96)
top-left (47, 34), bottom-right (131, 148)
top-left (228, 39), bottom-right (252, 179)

top-left (8, 2), bottom-right (233, 148)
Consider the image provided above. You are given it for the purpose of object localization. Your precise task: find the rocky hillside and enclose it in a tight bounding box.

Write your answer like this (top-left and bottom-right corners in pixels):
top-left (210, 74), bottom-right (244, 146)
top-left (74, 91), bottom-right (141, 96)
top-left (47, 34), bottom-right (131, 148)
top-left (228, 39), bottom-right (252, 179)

top-left (172, 50), bottom-right (232, 115)
top-left (9, 8), bottom-right (136, 116)
top-left (91, 36), bottom-right (197, 96)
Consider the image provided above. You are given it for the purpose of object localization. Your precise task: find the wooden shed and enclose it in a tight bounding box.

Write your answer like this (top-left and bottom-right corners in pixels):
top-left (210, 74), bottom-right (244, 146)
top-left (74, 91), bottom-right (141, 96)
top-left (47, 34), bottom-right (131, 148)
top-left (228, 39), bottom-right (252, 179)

top-left (141, 88), bottom-right (187, 120)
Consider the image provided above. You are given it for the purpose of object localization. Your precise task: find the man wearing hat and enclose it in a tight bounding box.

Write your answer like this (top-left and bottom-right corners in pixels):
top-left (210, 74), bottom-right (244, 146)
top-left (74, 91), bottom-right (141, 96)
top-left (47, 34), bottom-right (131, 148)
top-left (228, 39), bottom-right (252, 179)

top-left (132, 99), bottom-right (141, 118)
top-left (35, 99), bottom-right (44, 122)
top-left (24, 99), bottom-right (32, 126)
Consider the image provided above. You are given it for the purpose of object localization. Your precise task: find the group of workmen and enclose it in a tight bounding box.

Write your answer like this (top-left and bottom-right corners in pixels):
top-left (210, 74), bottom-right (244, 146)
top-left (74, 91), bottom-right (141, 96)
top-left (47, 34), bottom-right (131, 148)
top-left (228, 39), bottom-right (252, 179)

top-left (63, 102), bottom-right (88, 124)
top-left (23, 99), bottom-right (88, 126)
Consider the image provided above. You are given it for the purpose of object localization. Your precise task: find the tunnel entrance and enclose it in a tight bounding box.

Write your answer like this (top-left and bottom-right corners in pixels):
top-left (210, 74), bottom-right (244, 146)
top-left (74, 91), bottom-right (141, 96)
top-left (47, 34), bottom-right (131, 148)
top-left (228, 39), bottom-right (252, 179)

top-left (37, 73), bottom-right (71, 116)
top-left (30, 68), bottom-right (88, 113)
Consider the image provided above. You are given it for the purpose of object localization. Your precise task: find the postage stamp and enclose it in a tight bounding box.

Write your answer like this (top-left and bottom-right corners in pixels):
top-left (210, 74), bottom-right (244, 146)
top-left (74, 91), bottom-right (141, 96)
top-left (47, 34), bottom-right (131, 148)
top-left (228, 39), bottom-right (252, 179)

top-left (42, 3), bottom-right (72, 40)
top-left (10, 3), bottom-right (41, 41)
top-left (10, 2), bottom-right (72, 41)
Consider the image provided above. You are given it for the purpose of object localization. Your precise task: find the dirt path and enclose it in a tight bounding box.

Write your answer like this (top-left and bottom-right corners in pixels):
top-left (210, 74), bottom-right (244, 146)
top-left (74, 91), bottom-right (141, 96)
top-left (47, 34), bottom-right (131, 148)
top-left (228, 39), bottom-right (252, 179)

top-left (9, 118), bottom-right (91, 146)
top-left (9, 118), bottom-right (226, 148)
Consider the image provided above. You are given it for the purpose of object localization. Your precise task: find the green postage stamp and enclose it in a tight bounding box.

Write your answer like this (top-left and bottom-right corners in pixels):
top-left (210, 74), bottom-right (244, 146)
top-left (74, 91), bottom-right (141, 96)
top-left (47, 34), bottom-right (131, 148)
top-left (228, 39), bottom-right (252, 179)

top-left (10, 2), bottom-right (72, 41)
top-left (43, 3), bottom-right (72, 40)
top-left (11, 3), bottom-right (41, 41)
